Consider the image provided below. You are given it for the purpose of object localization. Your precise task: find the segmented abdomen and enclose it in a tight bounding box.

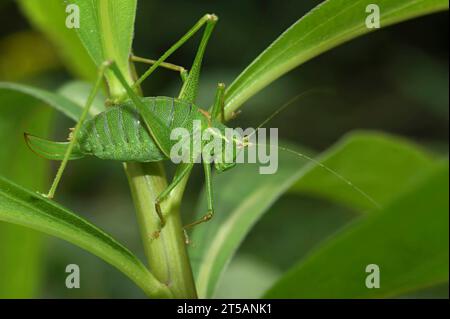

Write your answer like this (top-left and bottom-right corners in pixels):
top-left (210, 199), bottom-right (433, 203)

top-left (77, 96), bottom-right (197, 162)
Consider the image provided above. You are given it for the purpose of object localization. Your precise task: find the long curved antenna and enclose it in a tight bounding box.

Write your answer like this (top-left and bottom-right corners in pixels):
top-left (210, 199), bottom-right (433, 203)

top-left (245, 88), bottom-right (333, 141)
top-left (246, 142), bottom-right (381, 209)
top-left (228, 88), bottom-right (379, 208)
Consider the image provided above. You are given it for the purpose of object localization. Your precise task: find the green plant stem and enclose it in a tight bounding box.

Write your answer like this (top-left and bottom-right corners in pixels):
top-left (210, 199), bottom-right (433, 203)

top-left (124, 161), bottom-right (197, 298)
top-left (118, 57), bottom-right (197, 298)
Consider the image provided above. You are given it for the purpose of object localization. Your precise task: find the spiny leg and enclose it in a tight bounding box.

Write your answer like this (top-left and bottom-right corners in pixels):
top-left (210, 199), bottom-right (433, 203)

top-left (130, 55), bottom-right (188, 83)
top-left (151, 10), bottom-right (218, 226)
top-left (45, 61), bottom-right (112, 199)
top-left (111, 15), bottom-right (218, 227)
top-left (184, 161), bottom-right (214, 230)
top-left (132, 14), bottom-right (217, 91)
top-left (209, 82), bottom-right (226, 122)
top-left (178, 15), bottom-right (217, 103)
top-left (154, 163), bottom-right (194, 228)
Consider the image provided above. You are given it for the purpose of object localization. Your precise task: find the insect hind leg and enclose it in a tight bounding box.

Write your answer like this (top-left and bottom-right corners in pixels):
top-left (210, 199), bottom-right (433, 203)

top-left (132, 14), bottom-right (217, 93)
top-left (45, 61), bottom-right (112, 199)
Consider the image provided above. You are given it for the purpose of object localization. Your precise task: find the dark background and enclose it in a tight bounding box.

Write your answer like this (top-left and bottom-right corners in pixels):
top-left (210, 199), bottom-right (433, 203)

top-left (0, 0), bottom-right (448, 298)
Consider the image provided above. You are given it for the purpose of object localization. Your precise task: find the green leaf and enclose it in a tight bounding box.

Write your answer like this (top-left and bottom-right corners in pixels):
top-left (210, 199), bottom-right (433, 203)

top-left (190, 145), bottom-right (310, 298)
top-left (190, 131), bottom-right (438, 298)
top-left (265, 161), bottom-right (449, 298)
top-left (0, 82), bottom-right (94, 121)
top-left (0, 176), bottom-right (172, 298)
top-left (0, 88), bottom-right (52, 297)
top-left (57, 80), bottom-right (106, 115)
top-left (224, 0), bottom-right (449, 118)
top-left (214, 255), bottom-right (281, 299)
top-left (290, 131), bottom-right (436, 211)
top-left (18, 0), bottom-right (96, 80)
top-left (71, 0), bottom-right (137, 97)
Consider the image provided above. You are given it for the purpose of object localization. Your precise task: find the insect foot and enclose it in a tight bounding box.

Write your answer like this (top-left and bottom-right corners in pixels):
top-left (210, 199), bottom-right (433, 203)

top-left (230, 110), bottom-right (241, 120)
top-left (203, 211), bottom-right (213, 221)
top-left (183, 229), bottom-right (191, 245)
top-left (67, 128), bottom-right (75, 141)
top-left (38, 191), bottom-right (53, 199)
top-left (205, 13), bottom-right (218, 22)
top-left (154, 202), bottom-right (166, 228)
top-left (151, 230), bottom-right (161, 240)
top-left (184, 211), bottom-right (214, 230)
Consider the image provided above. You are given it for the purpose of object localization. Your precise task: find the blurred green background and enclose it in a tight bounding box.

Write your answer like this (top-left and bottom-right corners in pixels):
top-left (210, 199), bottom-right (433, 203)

top-left (0, 0), bottom-right (448, 298)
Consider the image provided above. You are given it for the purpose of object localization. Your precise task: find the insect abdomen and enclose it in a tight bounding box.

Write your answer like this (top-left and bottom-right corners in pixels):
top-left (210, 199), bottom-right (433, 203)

top-left (77, 96), bottom-right (199, 162)
top-left (78, 102), bottom-right (166, 162)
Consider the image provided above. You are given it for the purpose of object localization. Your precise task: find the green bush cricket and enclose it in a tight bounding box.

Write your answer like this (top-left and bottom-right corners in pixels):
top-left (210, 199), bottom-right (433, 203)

top-left (25, 14), bottom-right (379, 236)
top-left (25, 14), bottom-right (232, 230)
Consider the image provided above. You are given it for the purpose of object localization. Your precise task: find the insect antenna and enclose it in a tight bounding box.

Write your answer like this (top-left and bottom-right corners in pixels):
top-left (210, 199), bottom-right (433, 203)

top-left (236, 89), bottom-right (380, 209)
top-left (245, 88), bottom-right (333, 141)
top-left (258, 143), bottom-right (380, 209)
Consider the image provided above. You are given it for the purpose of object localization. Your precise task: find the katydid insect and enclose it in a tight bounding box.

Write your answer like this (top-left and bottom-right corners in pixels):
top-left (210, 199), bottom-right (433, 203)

top-left (25, 14), bottom-right (379, 233)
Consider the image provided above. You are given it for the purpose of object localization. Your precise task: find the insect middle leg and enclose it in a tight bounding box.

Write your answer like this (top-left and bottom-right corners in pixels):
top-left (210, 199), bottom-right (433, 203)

top-left (184, 161), bottom-right (215, 230)
top-left (130, 55), bottom-right (188, 83)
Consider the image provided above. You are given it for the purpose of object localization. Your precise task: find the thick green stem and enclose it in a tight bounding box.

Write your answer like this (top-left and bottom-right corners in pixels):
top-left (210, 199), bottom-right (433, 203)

top-left (111, 54), bottom-right (197, 298)
top-left (124, 162), bottom-right (197, 298)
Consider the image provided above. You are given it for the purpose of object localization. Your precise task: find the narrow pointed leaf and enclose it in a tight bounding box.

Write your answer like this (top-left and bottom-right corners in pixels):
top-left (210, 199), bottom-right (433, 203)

top-left (0, 176), bottom-right (172, 298)
top-left (0, 82), bottom-right (82, 121)
top-left (57, 80), bottom-right (106, 115)
top-left (265, 162), bottom-right (449, 298)
top-left (224, 0), bottom-right (449, 118)
top-left (190, 146), bottom-right (310, 298)
top-left (0, 82), bottom-right (105, 121)
top-left (190, 132), bottom-right (438, 298)
top-left (290, 131), bottom-right (436, 210)
top-left (0, 87), bottom-right (52, 297)
top-left (71, 0), bottom-right (137, 96)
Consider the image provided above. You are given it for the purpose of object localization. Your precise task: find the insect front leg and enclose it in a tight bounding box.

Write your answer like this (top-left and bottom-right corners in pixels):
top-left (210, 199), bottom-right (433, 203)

top-left (45, 61), bottom-right (112, 199)
top-left (184, 161), bottom-right (214, 230)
